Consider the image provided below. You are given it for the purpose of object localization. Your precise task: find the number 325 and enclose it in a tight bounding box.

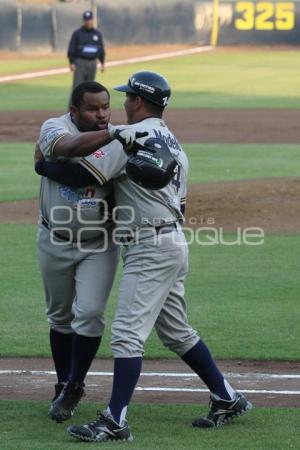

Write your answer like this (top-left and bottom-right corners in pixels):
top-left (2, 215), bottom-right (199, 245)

top-left (235, 2), bottom-right (295, 31)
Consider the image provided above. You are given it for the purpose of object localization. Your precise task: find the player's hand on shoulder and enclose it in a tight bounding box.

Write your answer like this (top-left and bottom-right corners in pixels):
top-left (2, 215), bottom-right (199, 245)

top-left (109, 125), bottom-right (148, 153)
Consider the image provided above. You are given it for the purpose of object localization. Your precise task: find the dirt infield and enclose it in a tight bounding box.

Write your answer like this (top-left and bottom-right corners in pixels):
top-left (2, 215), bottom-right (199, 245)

top-left (1, 109), bottom-right (300, 143)
top-left (1, 358), bottom-right (299, 407)
top-left (1, 177), bottom-right (300, 233)
top-left (186, 177), bottom-right (300, 233)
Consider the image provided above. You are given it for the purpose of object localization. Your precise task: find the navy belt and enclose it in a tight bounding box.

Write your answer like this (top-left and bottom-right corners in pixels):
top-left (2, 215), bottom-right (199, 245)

top-left (155, 222), bottom-right (177, 234)
top-left (77, 57), bottom-right (97, 61)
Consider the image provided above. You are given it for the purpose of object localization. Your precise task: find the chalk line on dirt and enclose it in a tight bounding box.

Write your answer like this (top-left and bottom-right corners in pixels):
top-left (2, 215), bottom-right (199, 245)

top-left (0, 46), bottom-right (213, 84)
top-left (1, 369), bottom-right (299, 379)
top-left (136, 387), bottom-right (300, 395)
top-left (1, 369), bottom-right (299, 397)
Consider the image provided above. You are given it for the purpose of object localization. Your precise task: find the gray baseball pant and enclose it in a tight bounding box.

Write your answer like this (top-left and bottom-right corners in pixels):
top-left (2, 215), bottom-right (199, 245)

top-left (37, 224), bottom-right (119, 337)
top-left (111, 228), bottom-right (200, 357)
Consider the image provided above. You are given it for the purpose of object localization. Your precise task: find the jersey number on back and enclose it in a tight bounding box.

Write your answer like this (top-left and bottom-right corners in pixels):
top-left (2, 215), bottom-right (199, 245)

top-left (172, 165), bottom-right (181, 192)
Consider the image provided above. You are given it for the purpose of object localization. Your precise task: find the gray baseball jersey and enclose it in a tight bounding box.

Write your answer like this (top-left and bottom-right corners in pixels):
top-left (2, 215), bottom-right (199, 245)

top-left (79, 117), bottom-right (199, 356)
top-left (37, 113), bottom-right (119, 337)
top-left (80, 117), bottom-right (188, 231)
top-left (39, 113), bottom-right (113, 241)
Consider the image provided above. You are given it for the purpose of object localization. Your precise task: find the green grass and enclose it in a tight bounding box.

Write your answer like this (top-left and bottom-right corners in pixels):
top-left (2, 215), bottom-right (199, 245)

top-left (0, 57), bottom-right (66, 76)
top-left (0, 143), bottom-right (39, 201)
top-left (0, 400), bottom-right (299, 450)
top-left (1, 142), bottom-right (300, 202)
top-left (1, 50), bottom-right (300, 109)
top-left (0, 224), bottom-right (299, 359)
top-left (185, 144), bottom-right (300, 184)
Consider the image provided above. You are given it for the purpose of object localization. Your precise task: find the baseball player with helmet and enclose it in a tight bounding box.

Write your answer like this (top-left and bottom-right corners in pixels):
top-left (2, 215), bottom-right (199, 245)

top-left (36, 72), bottom-right (252, 443)
top-left (35, 81), bottom-right (143, 424)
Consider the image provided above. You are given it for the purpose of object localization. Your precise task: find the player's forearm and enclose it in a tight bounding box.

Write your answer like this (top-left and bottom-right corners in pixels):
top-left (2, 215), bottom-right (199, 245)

top-left (53, 130), bottom-right (112, 158)
top-left (35, 160), bottom-right (97, 187)
top-left (52, 127), bottom-right (148, 158)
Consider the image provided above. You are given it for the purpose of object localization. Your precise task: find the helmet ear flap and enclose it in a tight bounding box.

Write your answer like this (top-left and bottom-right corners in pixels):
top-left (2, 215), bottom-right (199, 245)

top-left (126, 137), bottom-right (177, 190)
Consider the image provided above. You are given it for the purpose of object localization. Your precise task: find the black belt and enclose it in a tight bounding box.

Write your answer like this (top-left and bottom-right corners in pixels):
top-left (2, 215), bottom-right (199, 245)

top-left (41, 218), bottom-right (92, 243)
top-left (155, 222), bottom-right (177, 233)
top-left (120, 223), bottom-right (177, 244)
top-left (77, 57), bottom-right (97, 61)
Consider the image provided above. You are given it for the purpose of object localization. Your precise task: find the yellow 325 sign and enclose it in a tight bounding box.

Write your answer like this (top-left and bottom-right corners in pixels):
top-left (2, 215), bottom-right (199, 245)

top-left (235, 2), bottom-right (295, 30)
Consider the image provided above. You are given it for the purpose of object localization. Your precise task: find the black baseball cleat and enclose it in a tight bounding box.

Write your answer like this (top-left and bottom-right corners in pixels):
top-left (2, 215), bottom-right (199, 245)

top-left (48, 381), bottom-right (85, 423)
top-left (192, 392), bottom-right (252, 428)
top-left (67, 409), bottom-right (133, 442)
top-left (52, 382), bottom-right (66, 402)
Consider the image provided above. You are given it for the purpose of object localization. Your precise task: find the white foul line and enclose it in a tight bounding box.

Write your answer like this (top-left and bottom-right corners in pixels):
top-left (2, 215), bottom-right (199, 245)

top-left (0, 369), bottom-right (299, 379)
top-left (135, 387), bottom-right (300, 395)
top-left (0, 46), bottom-right (213, 84)
top-left (0, 368), bottom-right (299, 396)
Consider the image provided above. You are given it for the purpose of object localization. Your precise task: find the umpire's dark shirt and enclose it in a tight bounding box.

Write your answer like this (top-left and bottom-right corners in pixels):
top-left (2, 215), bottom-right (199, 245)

top-left (68, 26), bottom-right (105, 64)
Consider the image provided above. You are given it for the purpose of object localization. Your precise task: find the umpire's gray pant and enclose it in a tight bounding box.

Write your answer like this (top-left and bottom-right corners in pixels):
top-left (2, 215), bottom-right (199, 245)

top-left (111, 227), bottom-right (200, 358)
top-left (72, 58), bottom-right (97, 88)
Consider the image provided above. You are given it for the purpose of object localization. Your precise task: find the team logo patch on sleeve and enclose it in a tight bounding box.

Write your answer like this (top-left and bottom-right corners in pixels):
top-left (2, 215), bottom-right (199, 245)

top-left (94, 149), bottom-right (106, 158)
top-left (44, 128), bottom-right (65, 145)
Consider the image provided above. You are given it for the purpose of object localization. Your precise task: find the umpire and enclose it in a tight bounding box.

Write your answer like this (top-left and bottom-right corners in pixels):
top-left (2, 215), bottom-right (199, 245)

top-left (68, 10), bottom-right (105, 91)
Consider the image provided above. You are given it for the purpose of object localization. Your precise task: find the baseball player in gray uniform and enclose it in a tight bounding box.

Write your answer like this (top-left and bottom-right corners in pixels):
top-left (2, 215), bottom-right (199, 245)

top-left (36, 73), bottom-right (252, 443)
top-left (35, 81), bottom-right (142, 424)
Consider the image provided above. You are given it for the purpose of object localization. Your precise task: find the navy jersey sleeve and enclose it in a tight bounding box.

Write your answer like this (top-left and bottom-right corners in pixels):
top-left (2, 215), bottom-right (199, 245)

top-left (35, 160), bottom-right (98, 188)
top-left (97, 30), bottom-right (105, 64)
top-left (67, 30), bottom-right (79, 64)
